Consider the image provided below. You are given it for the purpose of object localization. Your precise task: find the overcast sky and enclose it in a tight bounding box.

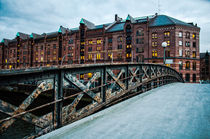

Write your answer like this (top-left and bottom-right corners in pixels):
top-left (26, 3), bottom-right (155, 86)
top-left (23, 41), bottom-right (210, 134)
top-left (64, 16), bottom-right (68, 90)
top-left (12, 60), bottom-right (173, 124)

top-left (0, 0), bottom-right (210, 52)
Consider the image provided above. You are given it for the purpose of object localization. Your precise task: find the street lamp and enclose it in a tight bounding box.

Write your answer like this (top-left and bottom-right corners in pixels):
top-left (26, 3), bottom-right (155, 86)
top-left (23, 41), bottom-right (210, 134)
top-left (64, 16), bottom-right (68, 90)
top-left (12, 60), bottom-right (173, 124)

top-left (161, 42), bottom-right (167, 65)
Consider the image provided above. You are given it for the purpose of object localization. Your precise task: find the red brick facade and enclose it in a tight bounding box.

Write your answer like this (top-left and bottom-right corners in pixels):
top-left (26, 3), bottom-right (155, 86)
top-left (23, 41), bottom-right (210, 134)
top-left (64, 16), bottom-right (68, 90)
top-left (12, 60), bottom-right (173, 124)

top-left (0, 14), bottom-right (200, 82)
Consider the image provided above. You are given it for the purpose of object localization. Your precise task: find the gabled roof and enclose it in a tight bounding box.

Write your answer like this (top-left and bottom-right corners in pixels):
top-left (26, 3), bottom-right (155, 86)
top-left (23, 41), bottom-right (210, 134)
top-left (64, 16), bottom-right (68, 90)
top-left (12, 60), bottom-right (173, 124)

top-left (30, 33), bottom-right (42, 39)
top-left (126, 14), bottom-right (136, 23)
top-left (16, 32), bottom-right (30, 39)
top-left (1, 39), bottom-right (11, 46)
top-left (80, 18), bottom-right (95, 29)
top-left (106, 22), bottom-right (125, 32)
top-left (149, 15), bottom-right (195, 27)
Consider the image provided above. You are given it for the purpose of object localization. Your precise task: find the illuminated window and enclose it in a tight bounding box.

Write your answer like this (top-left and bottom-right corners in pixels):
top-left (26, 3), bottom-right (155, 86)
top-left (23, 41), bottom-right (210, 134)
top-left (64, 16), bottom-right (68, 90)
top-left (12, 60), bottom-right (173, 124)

top-left (41, 57), bottom-right (43, 62)
top-left (179, 32), bottom-right (183, 37)
top-left (152, 50), bottom-right (157, 57)
top-left (81, 49), bottom-right (85, 52)
top-left (97, 47), bottom-right (101, 51)
top-left (97, 39), bottom-right (102, 44)
top-left (89, 40), bottom-right (93, 44)
top-left (53, 51), bottom-right (56, 55)
top-left (167, 41), bottom-right (170, 46)
top-left (152, 41), bottom-right (157, 47)
top-left (81, 42), bottom-right (85, 45)
top-left (53, 57), bottom-right (56, 60)
top-left (152, 33), bottom-right (157, 39)
top-left (164, 31), bottom-right (170, 37)
top-left (80, 74), bottom-right (84, 80)
top-left (108, 53), bottom-right (112, 59)
top-left (179, 41), bottom-right (182, 46)
top-left (88, 73), bottom-right (92, 79)
top-left (81, 56), bottom-right (84, 60)
top-left (166, 64), bottom-right (171, 67)
top-left (192, 33), bottom-right (196, 39)
top-left (126, 45), bottom-right (131, 48)
top-left (96, 53), bottom-right (101, 60)
top-left (186, 61), bottom-right (190, 70)
top-left (192, 51), bottom-right (196, 58)
top-left (88, 54), bottom-right (92, 60)
top-left (179, 49), bottom-right (183, 57)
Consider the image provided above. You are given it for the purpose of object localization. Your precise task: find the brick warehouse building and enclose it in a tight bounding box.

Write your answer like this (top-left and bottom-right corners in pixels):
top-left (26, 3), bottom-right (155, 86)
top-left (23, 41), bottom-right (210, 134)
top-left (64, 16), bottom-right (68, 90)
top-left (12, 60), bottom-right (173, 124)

top-left (0, 13), bottom-right (200, 82)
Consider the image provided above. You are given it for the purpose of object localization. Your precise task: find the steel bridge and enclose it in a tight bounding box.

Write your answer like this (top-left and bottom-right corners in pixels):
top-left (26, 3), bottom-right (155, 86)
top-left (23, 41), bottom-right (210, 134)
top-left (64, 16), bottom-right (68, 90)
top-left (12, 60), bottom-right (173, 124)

top-left (0, 63), bottom-right (184, 138)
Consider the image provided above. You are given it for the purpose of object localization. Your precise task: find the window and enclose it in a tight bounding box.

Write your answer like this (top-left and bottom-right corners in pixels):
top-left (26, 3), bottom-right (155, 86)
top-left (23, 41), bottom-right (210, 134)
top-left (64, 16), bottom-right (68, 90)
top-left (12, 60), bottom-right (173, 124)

top-left (68, 46), bottom-right (71, 50)
top-left (88, 40), bottom-right (93, 44)
top-left (185, 73), bottom-right (190, 82)
top-left (126, 45), bottom-right (132, 48)
top-left (193, 42), bottom-right (196, 48)
top-left (192, 51), bottom-right (196, 58)
top-left (88, 73), bottom-right (92, 79)
top-left (96, 47), bottom-right (100, 51)
top-left (165, 50), bottom-right (170, 57)
top-left (186, 61), bottom-right (190, 70)
top-left (167, 41), bottom-right (170, 46)
top-left (108, 37), bottom-right (112, 43)
top-left (185, 50), bottom-right (190, 57)
top-left (179, 32), bottom-right (183, 37)
top-left (179, 61), bottom-right (183, 70)
top-left (179, 49), bottom-right (183, 57)
top-left (193, 62), bottom-right (196, 70)
top-left (152, 50), bottom-right (157, 57)
top-left (97, 39), bottom-right (102, 44)
top-left (53, 44), bottom-right (56, 49)
top-left (88, 54), bottom-right (92, 60)
top-left (192, 33), bottom-right (196, 39)
top-left (126, 53), bottom-right (131, 58)
top-left (41, 45), bottom-right (43, 50)
top-left (152, 41), bottom-right (157, 47)
top-left (186, 32), bottom-right (190, 39)
top-left (108, 53), bottom-right (112, 59)
top-left (136, 28), bottom-right (144, 36)
top-left (164, 31), bottom-right (170, 37)
top-left (126, 25), bottom-right (131, 33)
top-left (185, 41), bottom-right (190, 47)
top-left (179, 41), bottom-right (182, 46)
top-left (152, 33), bottom-right (157, 39)
top-left (88, 47), bottom-right (92, 52)
top-left (193, 74), bottom-right (196, 82)
top-left (81, 56), bottom-right (84, 60)
top-left (136, 48), bottom-right (139, 53)
top-left (80, 74), bottom-right (84, 80)
top-left (118, 44), bottom-right (122, 49)
top-left (96, 53), bottom-right (101, 60)
top-left (68, 39), bottom-right (73, 44)
top-left (117, 36), bottom-right (123, 42)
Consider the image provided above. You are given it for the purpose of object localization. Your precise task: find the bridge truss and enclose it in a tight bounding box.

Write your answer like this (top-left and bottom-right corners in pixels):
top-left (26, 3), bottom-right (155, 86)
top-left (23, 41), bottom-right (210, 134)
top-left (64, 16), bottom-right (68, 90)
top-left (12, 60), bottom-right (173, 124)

top-left (0, 63), bottom-right (184, 138)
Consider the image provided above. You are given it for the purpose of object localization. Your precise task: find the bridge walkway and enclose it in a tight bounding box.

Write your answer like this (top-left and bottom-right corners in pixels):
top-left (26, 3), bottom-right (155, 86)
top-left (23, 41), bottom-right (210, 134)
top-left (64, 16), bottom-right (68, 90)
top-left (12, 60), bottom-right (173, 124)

top-left (39, 83), bottom-right (210, 139)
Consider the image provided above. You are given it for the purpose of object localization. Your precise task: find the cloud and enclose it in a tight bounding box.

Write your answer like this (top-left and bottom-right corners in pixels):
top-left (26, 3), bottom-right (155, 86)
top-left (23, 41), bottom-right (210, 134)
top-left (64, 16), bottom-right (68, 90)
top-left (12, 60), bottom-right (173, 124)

top-left (0, 0), bottom-right (210, 52)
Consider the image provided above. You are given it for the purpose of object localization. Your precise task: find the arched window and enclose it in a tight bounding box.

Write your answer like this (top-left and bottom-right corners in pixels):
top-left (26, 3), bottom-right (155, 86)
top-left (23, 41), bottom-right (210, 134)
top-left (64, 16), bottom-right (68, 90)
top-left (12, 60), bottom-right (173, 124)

top-left (136, 28), bottom-right (144, 36)
top-left (186, 61), bottom-right (190, 70)
top-left (117, 36), bottom-right (123, 42)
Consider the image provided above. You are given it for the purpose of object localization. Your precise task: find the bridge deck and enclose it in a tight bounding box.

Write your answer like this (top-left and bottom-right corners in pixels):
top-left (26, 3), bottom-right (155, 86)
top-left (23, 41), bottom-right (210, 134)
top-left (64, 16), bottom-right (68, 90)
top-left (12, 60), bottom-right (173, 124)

top-left (39, 83), bottom-right (210, 139)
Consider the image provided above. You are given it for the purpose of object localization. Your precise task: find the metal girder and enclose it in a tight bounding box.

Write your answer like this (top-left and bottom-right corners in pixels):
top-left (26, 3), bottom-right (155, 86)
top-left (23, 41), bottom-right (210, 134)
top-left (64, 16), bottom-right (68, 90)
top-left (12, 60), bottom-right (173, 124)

top-left (0, 80), bottom-right (53, 133)
top-left (64, 72), bottom-right (102, 103)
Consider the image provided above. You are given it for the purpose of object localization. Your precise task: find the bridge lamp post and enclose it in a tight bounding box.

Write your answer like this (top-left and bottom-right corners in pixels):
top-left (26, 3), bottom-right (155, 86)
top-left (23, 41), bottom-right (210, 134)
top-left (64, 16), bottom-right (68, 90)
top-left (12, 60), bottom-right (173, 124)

top-left (161, 42), bottom-right (167, 65)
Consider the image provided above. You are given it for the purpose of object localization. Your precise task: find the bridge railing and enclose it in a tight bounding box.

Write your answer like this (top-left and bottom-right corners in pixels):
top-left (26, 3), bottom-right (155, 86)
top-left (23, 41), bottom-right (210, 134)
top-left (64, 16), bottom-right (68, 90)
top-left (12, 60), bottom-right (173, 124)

top-left (0, 63), bottom-right (184, 138)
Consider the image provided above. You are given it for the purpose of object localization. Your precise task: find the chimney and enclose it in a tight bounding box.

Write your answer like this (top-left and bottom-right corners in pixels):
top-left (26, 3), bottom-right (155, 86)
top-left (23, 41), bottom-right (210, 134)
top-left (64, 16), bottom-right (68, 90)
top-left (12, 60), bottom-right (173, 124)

top-left (115, 14), bottom-right (118, 21)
